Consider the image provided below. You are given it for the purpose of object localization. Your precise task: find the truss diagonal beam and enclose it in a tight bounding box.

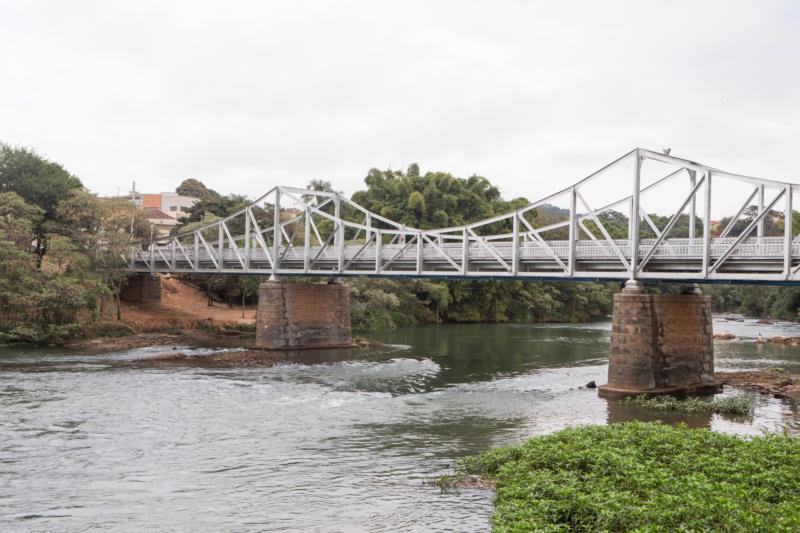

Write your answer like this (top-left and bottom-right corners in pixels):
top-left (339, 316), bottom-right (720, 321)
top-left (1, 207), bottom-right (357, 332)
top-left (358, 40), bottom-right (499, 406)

top-left (518, 215), bottom-right (568, 272)
top-left (719, 186), bottom-right (759, 239)
top-left (709, 189), bottom-right (785, 273)
top-left (575, 191), bottom-right (629, 270)
top-left (638, 175), bottom-right (706, 271)
top-left (467, 228), bottom-right (511, 271)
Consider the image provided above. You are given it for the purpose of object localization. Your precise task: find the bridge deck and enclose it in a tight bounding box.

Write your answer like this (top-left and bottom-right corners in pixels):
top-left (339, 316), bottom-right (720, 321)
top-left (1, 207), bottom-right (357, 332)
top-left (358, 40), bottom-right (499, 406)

top-left (131, 236), bottom-right (800, 283)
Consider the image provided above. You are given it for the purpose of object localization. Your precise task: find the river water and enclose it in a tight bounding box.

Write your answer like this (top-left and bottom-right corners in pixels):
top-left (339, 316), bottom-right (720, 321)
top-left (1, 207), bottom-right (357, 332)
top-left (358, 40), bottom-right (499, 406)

top-left (2, 317), bottom-right (799, 532)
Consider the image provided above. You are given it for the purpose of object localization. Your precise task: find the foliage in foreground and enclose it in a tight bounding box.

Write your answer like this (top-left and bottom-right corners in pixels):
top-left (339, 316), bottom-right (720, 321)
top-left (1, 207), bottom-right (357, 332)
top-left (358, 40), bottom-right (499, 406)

top-left (622, 393), bottom-right (756, 416)
top-left (451, 422), bottom-right (800, 532)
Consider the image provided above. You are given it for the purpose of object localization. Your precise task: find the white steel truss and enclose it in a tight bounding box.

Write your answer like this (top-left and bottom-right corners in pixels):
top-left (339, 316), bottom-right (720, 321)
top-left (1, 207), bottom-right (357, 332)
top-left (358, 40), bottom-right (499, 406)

top-left (128, 148), bottom-right (800, 284)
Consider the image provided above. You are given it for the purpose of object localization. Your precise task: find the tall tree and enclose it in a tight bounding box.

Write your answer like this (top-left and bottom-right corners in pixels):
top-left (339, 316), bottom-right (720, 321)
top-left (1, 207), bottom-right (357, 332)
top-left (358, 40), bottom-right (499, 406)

top-left (176, 178), bottom-right (215, 199)
top-left (57, 189), bottom-right (150, 320)
top-left (0, 144), bottom-right (82, 263)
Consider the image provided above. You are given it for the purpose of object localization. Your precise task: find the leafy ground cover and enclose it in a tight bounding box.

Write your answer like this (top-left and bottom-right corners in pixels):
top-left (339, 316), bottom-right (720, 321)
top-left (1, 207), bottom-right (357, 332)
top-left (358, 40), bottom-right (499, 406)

top-left (622, 393), bottom-right (756, 416)
top-left (446, 422), bottom-right (800, 532)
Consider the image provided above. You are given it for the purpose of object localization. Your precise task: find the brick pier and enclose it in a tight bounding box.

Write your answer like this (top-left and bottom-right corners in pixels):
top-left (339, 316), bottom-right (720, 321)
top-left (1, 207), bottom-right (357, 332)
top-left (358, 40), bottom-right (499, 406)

top-left (120, 273), bottom-right (161, 302)
top-left (255, 281), bottom-right (352, 350)
top-left (598, 283), bottom-right (722, 398)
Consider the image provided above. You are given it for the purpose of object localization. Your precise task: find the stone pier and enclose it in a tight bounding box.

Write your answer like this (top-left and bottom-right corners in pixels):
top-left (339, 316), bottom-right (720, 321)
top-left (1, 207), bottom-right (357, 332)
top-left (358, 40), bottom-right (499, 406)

top-left (256, 281), bottom-right (352, 350)
top-left (120, 273), bottom-right (161, 302)
top-left (598, 283), bottom-right (722, 398)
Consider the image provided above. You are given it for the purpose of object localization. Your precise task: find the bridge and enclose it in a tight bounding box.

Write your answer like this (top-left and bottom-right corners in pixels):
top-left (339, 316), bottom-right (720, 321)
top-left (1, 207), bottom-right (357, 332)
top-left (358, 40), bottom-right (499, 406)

top-left (124, 148), bottom-right (797, 398)
top-left (129, 148), bottom-right (799, 284)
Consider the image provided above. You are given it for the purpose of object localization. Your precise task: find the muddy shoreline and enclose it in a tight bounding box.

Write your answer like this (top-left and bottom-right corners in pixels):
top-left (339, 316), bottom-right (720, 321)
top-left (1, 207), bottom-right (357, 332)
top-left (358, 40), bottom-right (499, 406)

top-left (717, 371), bottom-right (800, 401)
top-left (65, 330), bottom-right (254, 353)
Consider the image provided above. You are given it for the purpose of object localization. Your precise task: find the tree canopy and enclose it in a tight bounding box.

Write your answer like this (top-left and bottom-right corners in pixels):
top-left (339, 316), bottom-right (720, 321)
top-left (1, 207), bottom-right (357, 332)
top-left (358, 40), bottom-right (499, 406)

top-left (176, 178), bottom-right (215, 199)
top-left (0, 144), bottom-right (83, 259)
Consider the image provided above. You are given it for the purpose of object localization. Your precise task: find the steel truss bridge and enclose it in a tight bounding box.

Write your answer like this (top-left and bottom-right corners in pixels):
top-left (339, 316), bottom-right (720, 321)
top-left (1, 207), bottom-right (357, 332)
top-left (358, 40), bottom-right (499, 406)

top-left (130, 148), bottom-right (800, 284)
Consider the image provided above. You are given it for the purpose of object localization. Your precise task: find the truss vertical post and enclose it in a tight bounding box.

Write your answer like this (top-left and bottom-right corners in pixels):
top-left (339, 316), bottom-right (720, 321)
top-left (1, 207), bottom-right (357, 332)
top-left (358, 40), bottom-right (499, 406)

top-left (334, 196), bottom-right (344, 273)
top-left (303, 207), bottom-right (311, 272)
top-left (193, 231), bottom-right (199, 272)
top-left (244, 209), bottom-right (251, 270)
top-left (757, 184), bottom-right (765, 239)
top-left (416, 232), bottom-right (422, 274)
top-left (170, 238), bottom-right (176, 270)
top-left (512, 213), bottom-right (519, 276)
top-left (461, 227), bottom-right (469, 275)
top-left (568, 187), bottom-right (577, 276)
top-left (375, 230), bottom-right (382, 273)
top-left (366, 213), bottom-right (372, 242)
top-left (629, 150), bottom-right (642, 279)
top-left (217, 221), bottom-right (224, 271)
top-left (688, 170), bottom-right (697, 240)
top-left (149, 242), bottom-right (155, 273)
top-left (702, 171), bottom-right (712, 277)
top-left (785, 185), bottom-right (793, 277)
top-left (272, 189), bottom-right (281, 279)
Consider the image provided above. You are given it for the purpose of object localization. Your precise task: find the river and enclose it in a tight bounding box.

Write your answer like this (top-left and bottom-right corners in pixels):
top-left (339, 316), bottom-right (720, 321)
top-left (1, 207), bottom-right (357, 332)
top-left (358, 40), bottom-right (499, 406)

top-left (1, 317), bottom-right (799, 532)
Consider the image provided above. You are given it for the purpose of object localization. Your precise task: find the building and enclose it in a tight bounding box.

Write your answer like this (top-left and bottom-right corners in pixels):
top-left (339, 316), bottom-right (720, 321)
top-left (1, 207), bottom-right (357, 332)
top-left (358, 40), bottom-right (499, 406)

top-left (127, 184), bottom-right (199, 236)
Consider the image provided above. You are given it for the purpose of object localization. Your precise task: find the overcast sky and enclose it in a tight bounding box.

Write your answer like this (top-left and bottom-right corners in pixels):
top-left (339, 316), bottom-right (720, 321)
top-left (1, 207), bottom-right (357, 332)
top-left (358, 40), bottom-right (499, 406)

top-left (1, 1), bottom-right (798, 208)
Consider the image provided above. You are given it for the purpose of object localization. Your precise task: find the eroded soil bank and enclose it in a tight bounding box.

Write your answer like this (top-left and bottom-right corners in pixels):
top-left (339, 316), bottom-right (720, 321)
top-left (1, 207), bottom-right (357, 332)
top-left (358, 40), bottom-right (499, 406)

top-left (718, 370), bottom-right (800, 400)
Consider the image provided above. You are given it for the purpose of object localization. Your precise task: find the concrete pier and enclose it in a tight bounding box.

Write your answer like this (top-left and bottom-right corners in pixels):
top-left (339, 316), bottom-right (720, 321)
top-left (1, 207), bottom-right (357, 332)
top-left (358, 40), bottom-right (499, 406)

top-left (120, 273), bottom-right (161, 302)
top-left (256, 281), bottom-right (352, 350)
top-left (598, 283), bottom-right (722, 398)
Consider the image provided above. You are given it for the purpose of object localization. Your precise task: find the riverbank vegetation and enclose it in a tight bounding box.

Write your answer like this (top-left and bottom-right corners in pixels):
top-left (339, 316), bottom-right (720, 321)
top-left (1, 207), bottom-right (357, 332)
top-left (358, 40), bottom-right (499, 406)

top-left (0, 144), bottom-right (149, 343)
top-left (622, 393), bottom-right (755, 416)
top-left (444, 422), bottom-right (800, 532)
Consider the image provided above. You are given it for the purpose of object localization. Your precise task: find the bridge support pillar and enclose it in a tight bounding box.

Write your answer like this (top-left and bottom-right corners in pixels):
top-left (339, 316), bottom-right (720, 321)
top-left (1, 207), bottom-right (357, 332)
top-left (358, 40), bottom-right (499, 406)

top-left (256, 281), bottom-right (352, 350)
top-left (120, 273), bottom-right (161, 302)
top-left (598, 283), bottom-right (722, 398)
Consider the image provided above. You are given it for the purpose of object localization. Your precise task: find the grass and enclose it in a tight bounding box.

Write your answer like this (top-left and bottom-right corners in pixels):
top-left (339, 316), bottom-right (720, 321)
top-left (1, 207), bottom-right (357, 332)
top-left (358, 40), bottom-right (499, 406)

top-left (622, 393), bottom-right (756, 416)
top-left (446, 422), bottom-right (800, 532)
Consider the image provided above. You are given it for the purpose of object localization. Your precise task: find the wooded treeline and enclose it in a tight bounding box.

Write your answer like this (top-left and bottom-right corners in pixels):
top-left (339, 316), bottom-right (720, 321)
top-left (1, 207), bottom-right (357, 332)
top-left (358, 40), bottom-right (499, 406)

top-left (1, 143), bottom-right (798, 344)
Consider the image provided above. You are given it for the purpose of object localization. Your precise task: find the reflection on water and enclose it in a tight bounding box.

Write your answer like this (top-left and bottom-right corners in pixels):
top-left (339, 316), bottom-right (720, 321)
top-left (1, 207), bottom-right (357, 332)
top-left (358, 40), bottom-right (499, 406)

top-left (1, 318), bottom-right (799, 531)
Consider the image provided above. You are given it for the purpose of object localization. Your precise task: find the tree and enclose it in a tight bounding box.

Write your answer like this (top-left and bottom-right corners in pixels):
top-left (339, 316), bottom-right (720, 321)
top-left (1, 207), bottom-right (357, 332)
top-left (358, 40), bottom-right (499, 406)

top-left (57, 189), bottom-right (150, 320)
top-left (347, 163), bottom-right (615, 327)
top-left (176, 178), bottom-right (215, 199)
top-left (0, 144), bottom-right (82, 263)
top-left (0, 192), bottom-right (43, 249)
top-left (178, 193), bottom-right (249, 224)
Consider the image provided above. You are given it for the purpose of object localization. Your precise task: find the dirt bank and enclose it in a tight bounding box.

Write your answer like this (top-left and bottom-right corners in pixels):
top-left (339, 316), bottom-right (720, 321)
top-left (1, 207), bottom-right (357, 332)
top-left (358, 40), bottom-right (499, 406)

top-left (119, 275), bottom-right (257, 330)
top-left (717, 371), bottom-right (800, 400)
top-left (65, 275), bottom-right (260, 351)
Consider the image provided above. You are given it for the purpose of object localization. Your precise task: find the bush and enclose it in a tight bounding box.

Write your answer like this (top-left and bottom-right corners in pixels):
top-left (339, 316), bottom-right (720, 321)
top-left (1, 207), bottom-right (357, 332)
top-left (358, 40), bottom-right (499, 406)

top-left (622, 393), bottom-right (756, 416)
top-left (0, 323), bottom-right (89, 344)
top-left (449, 422), bottom-right (800, 532)
top-left (90, 320), bottom-right (139, 338)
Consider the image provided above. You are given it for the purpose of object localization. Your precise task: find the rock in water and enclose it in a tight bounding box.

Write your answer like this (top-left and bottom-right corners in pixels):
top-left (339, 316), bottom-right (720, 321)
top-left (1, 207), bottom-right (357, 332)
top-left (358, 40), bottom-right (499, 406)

top-left (585, 380), bottom-right (597, 389)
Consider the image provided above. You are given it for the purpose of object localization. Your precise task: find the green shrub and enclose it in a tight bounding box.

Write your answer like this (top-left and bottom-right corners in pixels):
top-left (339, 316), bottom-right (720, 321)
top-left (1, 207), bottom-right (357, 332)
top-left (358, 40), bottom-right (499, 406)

top-left (0, 323), bottom-right (89, 344)
top-left (222, 322), bottom-right (256, 333)
top-left (623, 393), bottom-right (756, 416)
top-left (90, 320), bottom-right (138, 338)
top-left (450, 422), bottom-right (800, 532)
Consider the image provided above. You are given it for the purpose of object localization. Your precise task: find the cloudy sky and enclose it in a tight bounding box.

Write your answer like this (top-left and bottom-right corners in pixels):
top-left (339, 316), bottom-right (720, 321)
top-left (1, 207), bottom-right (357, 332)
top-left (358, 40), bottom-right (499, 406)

top-left (1, 1), bottom-right (798, 207)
